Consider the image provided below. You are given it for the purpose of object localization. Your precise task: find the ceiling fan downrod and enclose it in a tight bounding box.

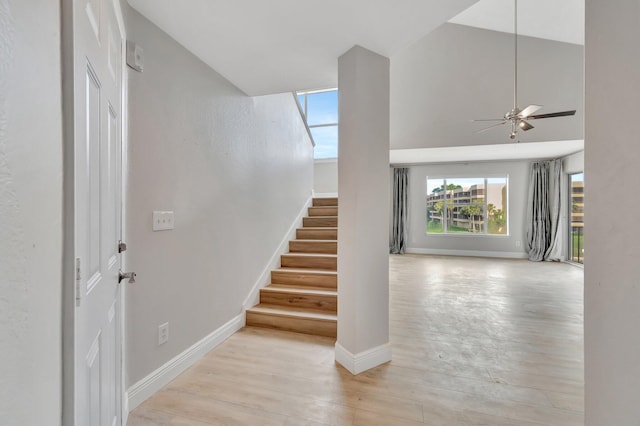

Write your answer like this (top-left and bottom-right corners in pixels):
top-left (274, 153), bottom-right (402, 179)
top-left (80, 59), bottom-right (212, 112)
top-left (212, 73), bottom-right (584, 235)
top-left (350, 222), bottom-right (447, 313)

top-left (513, 0), bottom-right (518, 113)
top-left (471, 0), bottom-right (577, 139)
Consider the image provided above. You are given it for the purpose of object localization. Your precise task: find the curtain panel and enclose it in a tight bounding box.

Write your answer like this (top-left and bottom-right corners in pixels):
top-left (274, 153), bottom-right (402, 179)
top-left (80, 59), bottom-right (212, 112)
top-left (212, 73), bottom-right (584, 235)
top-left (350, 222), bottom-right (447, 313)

top-left (526, 159), bottom-right (563, 261)
top-left (390, 168), bottom-right (409, 254)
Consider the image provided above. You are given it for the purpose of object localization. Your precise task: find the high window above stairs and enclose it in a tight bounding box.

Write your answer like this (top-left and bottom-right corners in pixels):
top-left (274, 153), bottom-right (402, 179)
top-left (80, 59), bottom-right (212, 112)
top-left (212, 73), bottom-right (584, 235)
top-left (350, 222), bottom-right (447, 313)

top-left (297, 89), bottom-right (338, 159)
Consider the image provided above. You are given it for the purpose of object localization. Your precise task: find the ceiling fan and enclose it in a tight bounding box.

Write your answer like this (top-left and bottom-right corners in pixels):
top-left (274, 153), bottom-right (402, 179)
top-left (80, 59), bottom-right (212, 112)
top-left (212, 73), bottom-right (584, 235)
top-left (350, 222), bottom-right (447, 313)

top-left (473, 0), bottom-right (576, 140)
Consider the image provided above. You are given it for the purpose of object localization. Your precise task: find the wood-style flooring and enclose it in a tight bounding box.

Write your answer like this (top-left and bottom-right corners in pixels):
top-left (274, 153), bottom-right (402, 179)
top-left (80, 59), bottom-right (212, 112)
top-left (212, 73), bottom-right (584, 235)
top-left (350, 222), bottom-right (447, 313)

top-left (128, 254), bottom-right (584, 425)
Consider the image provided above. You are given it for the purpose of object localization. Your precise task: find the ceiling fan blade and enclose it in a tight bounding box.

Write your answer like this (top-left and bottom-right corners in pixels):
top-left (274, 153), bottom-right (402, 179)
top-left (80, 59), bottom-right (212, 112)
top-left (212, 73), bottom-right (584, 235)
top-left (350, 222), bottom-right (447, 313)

top-left (518, 120), bottom-right (534, 131)
top-left (476, 121), bottom-right (507, 134)
top-left (518, 104), bottom-right (543, 118)
top-left (471, 118), bottom-right (505, 122)
top-left (528, 110), bottom-right (577, 119)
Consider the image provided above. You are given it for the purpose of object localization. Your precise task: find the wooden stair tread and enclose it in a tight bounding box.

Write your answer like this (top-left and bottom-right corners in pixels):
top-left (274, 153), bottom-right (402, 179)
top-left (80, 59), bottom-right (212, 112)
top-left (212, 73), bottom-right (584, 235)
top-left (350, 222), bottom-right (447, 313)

top-left (292, 239), bottom-right (336, 243)
top-left (296, 228), bottom-right (338, 240)
top-left (284, 252), bottom-right (337, 258)
top-left (303, 217), bottom-right (337, 225)
top-left (312, 197), bottom-right (339, 207)
top-left (289, 239), bottom-right (337, 254)
top-left (262, 285), bottom-right (337, 296)
top-left (274, 267), bottom-right (337, 275)
top-left (299, 227), bottom-right (338, 230)
top-left (246, 198), bottom-right (339, 338)
top-left (247, 304), bottom-right (337, 321)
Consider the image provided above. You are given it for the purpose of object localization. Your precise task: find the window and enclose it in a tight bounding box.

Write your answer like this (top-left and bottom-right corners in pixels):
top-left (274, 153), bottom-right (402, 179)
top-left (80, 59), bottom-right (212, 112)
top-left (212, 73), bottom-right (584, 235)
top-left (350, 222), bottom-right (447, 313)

top-left (297, 89), bottom-right (338, 159)
top-left (426, 177), bottom-right (508, 235)
top-left (569, 173), bottom-right (584, 264)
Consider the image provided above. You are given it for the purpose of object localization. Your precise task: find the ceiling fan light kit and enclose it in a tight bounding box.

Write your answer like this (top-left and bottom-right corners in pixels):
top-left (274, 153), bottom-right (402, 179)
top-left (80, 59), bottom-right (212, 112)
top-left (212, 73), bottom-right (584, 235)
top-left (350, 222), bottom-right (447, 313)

top-left (473, 0), bottom-right (576, 140)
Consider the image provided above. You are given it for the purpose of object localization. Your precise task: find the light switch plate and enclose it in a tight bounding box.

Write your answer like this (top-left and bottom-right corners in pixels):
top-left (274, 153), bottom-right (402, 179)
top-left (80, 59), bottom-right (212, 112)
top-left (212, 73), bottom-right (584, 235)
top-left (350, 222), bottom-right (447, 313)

top-left (153, 211), bottom-right (174, 231)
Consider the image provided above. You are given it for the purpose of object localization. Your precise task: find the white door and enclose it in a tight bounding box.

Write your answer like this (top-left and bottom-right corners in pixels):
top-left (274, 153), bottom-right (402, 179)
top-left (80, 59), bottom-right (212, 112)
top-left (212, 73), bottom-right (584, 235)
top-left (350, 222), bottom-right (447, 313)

top-left (74, 0), bottom-right (125, 424)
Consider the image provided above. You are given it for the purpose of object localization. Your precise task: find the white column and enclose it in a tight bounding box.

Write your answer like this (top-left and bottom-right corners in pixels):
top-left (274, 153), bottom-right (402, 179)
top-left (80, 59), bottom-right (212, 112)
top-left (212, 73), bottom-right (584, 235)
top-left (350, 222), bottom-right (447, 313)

top-left (335, 46), bottom-right (391, 374)
top-left (585, 1), bottom-right (640, 424)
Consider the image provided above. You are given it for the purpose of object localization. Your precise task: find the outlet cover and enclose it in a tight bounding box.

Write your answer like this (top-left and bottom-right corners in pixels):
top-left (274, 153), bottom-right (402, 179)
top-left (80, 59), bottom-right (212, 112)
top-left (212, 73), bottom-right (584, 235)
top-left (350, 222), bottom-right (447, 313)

top-left (158, 322), bottom-right (169, 345)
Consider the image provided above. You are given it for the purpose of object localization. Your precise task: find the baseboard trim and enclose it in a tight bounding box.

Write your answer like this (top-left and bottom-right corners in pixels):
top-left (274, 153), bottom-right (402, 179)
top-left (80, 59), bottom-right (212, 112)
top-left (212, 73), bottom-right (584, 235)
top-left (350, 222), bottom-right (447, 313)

top-left (122, 396), bottom-right (129, 426)
top-left (242, 196), bottom-right (313, 311)
top-left (406, 248), bottom-right (528, 259)
top-left (334, 342), bottom-right (392, 375)
top-left (127, 313), bottom-right (243, 410)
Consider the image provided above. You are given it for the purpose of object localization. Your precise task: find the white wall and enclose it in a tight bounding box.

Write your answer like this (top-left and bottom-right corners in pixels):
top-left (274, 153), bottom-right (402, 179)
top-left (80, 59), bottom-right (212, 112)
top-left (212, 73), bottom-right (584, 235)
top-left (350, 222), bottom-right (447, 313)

top-left (337, 46), bottom-right (390, 370)
top-left (125, 8), bottom-right (313, 386)
top-left (585, 1), bottom-right (640, 424)
top-left (405, 161), bottom-right (529, 257)
top-left (563, 150), bottom-right (584, 174)
top-left (0, 0), bottom-right (63, 424)
top-left (391, 23), bottom-right (583, 149)
top-left (314, 159), bottom-right (338, 195)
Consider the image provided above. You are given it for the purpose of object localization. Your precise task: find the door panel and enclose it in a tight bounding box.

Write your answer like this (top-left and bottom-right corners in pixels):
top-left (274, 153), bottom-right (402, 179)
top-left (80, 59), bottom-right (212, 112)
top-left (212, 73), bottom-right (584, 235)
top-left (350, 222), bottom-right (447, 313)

top-left (74, 0), bottom-right (123, 424)
top-left (86, 63), bottom-right (102, 294)
top-left (106, 104), bottom-right (118, 268)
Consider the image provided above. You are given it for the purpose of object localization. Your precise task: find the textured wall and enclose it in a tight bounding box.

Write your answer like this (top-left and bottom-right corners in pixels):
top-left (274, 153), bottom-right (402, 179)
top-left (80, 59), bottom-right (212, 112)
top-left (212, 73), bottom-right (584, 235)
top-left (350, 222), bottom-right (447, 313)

top-left (0, 0), bottom-right (63, 424)
top-left (125, 8), bottom-right (313, 386)
top-left (391, 23), bottom-right (583, 149)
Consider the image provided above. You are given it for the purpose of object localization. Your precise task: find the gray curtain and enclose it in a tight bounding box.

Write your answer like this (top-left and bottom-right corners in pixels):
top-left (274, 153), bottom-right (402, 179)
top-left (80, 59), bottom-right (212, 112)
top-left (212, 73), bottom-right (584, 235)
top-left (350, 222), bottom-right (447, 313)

top-left (390, 168), bottom-right (408, 254)
top-left (545, 159), bottom-right (563, 260)
top-left (526, 159), bottom-right (563, 261)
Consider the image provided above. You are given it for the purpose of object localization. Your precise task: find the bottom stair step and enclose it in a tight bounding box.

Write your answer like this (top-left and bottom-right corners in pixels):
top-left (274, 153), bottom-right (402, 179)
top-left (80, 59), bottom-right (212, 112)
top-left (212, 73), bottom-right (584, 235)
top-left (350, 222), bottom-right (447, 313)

top-left (246, 304), bottom-right (337, 338)
top-left (260, 285), bottom-right (337, 313)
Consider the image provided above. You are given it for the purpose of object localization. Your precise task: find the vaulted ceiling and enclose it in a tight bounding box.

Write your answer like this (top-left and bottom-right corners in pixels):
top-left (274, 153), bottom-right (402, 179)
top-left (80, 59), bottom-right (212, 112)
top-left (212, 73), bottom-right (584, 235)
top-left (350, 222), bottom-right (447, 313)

top-left (127, 0), bottom-right (583, 97)
top-left (127, 0), bottom-right (585, 159)
top-left (127, 0), bottom-right (479, 95)
top-left (450, 0), bottom-right (584, 45)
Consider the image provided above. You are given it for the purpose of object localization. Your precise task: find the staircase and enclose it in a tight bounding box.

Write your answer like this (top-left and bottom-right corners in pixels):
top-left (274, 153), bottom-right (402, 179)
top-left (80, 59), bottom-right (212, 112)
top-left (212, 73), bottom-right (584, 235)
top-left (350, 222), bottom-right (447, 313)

top-left (246, 197), bottom-right (338, 338)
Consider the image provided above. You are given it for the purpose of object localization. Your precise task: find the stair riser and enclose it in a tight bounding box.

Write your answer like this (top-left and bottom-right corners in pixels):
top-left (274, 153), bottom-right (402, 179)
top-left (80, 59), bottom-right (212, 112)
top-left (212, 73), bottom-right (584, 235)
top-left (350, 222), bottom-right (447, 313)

top-left (289, 241), bottom-right (337, 254)
top-left (281, 255), bottom-right (337, 271)
top-left (312, 198), bottom-right (338, 207)
top-left (303, 217), bottom-right (337, 227)
top-left (308, 207), bottom-right (338, 216)
top-left (246, 312), bottom-right (336, 338)
top-left (260, 291), bottom-right (337, 313)
top-left (271, 271), bottom-right (337, 289)
top-left (296, 228), bottom-right (337, 240)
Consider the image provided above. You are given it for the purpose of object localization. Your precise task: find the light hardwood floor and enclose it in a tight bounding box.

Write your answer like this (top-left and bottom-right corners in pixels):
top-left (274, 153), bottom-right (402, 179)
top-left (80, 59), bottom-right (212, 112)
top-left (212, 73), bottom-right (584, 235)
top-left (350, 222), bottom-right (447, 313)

top-left (128, 254), bottom-right (584, 425)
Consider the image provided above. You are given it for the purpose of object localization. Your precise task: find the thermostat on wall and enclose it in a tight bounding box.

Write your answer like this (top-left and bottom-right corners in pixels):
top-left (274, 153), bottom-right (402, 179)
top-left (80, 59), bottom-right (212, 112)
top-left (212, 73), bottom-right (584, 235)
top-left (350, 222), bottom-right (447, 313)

top-left (126, 41), bottom-right (144, 72)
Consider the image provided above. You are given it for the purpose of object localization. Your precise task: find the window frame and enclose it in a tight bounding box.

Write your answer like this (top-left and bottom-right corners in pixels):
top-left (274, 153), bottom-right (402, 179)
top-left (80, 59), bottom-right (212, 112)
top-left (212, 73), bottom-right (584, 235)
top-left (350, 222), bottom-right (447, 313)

top-left (425, 175), bottom-right (510, 237)
top-left (297, 88), bottom-right (338, 159)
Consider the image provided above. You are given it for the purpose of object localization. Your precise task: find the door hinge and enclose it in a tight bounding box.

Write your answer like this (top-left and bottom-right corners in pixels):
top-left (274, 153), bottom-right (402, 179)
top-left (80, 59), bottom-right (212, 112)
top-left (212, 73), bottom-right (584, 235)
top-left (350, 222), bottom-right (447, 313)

top-left (75, 258), bottom-right (81, 307)
top-left (118, 241), bottom-right (127, 253)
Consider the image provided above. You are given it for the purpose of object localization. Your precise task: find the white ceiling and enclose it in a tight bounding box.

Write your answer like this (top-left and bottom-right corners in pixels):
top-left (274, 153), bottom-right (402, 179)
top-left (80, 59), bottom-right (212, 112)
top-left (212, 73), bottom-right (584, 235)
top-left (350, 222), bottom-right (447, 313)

top-left (449, 0), bottom-right (584, 45)
top-left (127, 0), bottom-right (478, 96)
top-left (390, 140), bottom-right (583, 165)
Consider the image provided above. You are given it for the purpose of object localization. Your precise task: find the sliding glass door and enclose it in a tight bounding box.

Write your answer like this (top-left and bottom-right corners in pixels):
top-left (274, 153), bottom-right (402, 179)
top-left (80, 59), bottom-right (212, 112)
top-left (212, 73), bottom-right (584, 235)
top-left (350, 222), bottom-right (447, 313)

top-left (569, 173), bottom-right (584, 264)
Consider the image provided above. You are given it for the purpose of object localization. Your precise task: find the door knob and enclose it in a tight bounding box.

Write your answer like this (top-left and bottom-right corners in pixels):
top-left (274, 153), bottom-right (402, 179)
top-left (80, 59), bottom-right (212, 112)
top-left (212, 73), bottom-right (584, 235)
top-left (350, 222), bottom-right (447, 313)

top-left (118, 270), bottom-right (136, 284)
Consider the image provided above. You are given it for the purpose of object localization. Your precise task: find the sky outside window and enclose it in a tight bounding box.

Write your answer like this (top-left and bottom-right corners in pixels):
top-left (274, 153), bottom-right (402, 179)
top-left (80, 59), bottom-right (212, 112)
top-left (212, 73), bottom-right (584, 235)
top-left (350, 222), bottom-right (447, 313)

top-left (310, 126), bottom-right (338, 158)
top-left (307, 91), bottom-right (338, 126)
top-left (298, 89), bottom-right (338, 159)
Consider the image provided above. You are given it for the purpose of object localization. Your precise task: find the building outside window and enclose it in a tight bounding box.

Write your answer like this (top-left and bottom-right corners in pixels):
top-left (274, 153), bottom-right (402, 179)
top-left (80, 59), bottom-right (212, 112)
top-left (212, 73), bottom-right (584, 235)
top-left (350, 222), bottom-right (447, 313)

top-left (569, 173), bottom-right (584, 264)
top-left (426, 177), bottom-right (508, 235)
